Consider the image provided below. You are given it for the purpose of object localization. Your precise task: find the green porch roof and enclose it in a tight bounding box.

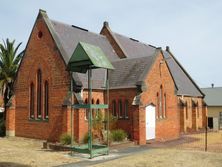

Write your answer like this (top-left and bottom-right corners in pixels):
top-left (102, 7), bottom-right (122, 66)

top-left (67, 42), bottom-right (114, 73)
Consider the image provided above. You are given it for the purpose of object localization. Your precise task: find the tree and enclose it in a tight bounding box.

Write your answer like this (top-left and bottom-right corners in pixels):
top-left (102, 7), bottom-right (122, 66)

top-left (0, 39), bottom-right (24, 122)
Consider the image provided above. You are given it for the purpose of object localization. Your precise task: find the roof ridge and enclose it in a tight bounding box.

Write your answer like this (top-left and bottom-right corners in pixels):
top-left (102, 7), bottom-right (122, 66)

top-left (201, 87), bottom-right (222, 89)
top-left (50, 19), bottom-right (108, 39)
top-left (111, 54), bottom-right (155, 63)
top-left (114, 32), bottom-right (157, 48)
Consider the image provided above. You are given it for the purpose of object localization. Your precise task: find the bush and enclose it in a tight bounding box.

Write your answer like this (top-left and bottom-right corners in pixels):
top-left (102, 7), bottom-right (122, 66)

top-left (60, 133), bottom-right (71, 145)
top-left (111, 129), bottom-right (127, 142)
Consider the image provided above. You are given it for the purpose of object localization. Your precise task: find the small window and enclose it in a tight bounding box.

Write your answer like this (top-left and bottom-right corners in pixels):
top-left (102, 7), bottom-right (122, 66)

top-left (30, 83), bottom-right (35, 119)
top-left (118, 100), bottom-right (123, 118)
top-left (112, 100), bottom-right (117, 117)
top-left (37, 69), bottom-right (42, 118)
top-left (124, 100), bottom-right (129, 119)
top-left (44, 81), bottom-right (49, 119)
top-left (37, 31), bottom-right (43, 39)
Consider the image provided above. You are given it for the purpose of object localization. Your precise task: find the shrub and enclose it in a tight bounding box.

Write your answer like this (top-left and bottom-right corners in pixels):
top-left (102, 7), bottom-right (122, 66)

top-left (60, 133), bottom-right (71, 145)
top-left (111, 129), bottom-right (127, 142)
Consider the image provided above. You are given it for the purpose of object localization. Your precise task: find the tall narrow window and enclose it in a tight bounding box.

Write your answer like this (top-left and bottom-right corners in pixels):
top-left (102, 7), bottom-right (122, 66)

top-left (118, 100), bottom-right (123, 118)
top-left (85, 98), bottom-right (88, 120)
top-left (156, 93), bottom-right (159, 119)
top-left (159, 86), bottom-right (163, 118)
top-left (124, 100), bottom-right (129, 119)
top-left (112, 100), bottom-right (117, 117)
top-left (30, 83), bottom-right (34, 119)
top-left (219, 112), bottom-right (222, 129)
top-left (37, 69), bottom-right (42, 118)
top-left (186, 102), bottom-right (188, 120)
top-left (44, 81), bottom-right (49, 119)
top-left (163, 93), bottom-right (166, 118)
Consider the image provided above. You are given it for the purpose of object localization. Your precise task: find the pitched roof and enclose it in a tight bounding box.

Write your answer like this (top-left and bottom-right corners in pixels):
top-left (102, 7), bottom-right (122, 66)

top-left (51, 20), bottom-right (119, 63)
top-left (109, 55), bottom-right (156, 88)
top-left (162, 51), bottom-right (203, 97)
top-left (112, 32), bottom-right (203, 97)
top-left (114, 33), bottom-right (156, 58)
top-left (38, 10), bottom-right (203, 97)
top-left (46, 19), bottom-right (119, 89)
top-left (44, 13), bottom-right (158, 90)
top-left (201, 87), bottom-right (222, 106)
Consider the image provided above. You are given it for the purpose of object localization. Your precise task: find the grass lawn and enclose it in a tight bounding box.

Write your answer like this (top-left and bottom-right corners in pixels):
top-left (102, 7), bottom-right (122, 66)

top-left (0, 137), bottom-right (80, 167)
top-left (178, 131), bottom-right (222, 152)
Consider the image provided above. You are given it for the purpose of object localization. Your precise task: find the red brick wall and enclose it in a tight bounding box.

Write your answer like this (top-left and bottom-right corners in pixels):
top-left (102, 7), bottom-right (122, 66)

top-left (6, 96), bottom-right (16, 136)
top-left (178, 96), bottom-right (206, 133)
top-left (140, 52), bottom-right (180, 143)
top-left (109, 88), bottom-right (138, 140)
top-left (14, 13), bottom-right (70, 141)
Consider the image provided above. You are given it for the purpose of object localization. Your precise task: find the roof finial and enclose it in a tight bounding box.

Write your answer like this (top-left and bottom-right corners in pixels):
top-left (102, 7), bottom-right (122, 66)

top-left (166, 46), bottom-right (170, 51)
top-left (39, 9), bottom-right (46, 13)
top-left (103, 21), bottom-right (109, 27)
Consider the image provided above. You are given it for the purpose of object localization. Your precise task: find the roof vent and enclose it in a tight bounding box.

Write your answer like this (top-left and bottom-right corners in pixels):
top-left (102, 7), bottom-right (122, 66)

top-left (211, 83), bottom-right (214, 88)
top-left (130, 38), bottom-right (139, 42)
top-left (166, 46), bottom-right (170, 51)
top-left (71, 25), bottom-right (88, 32)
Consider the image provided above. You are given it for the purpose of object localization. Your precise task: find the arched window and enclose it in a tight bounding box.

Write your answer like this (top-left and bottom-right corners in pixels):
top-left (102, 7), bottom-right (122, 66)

top-left (44, 81), bottom-right (49, 119)
top-left (124, 100), bottom-right (129, 119)
top-left (85, 98), bottom-right (88, 120)
top-left (112, 100), bottom-right (117, 117)
top-left (118, 100), bottom-right (123, 118)
top-left (30, 83), bottom-right (35, 119)
top-left (37, 69), bottom-right (42, 118)
top-left (95, 99), bottom-right (100, 119)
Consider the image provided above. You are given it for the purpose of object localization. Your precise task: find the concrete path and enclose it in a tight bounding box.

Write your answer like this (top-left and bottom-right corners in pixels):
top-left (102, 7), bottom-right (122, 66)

top-left (57, 145), bottom-right (151, 167)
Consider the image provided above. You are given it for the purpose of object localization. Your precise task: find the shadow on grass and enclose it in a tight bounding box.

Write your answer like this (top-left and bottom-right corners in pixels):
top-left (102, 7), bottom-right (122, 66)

top-left (0, 162), bottom-right (31, 167)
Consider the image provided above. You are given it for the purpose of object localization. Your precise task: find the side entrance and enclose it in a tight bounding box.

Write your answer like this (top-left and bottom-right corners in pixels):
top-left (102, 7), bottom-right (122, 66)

top-left (146, 105), bottom-right (156, 140)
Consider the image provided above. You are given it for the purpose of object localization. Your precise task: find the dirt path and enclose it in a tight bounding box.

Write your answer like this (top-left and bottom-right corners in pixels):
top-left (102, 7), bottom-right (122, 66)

top-left (0, 137), bottom-right (79, 167)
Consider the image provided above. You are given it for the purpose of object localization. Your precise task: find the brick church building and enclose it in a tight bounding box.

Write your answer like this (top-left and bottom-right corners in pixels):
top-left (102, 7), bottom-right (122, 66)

top-left (6, 10), bottom-right (206, 145)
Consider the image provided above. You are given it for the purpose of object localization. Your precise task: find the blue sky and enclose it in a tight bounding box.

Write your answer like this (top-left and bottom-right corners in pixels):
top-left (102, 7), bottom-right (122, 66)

top-left (0, 0), bottom-right (222, 87)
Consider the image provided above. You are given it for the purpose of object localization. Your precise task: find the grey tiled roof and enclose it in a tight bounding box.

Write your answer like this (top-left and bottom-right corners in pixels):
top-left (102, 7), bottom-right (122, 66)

top-left (201, 87), bottom-right (222, 106)
top-left (51, 20), bottom-right (119, 63)
top-left (162, 51), bottom-right (203, 97)
top-left (114, 33), bottom-right (156, 58)
top-left (113, 33), bottom-right (203, 97)
top-left (43, 12), bottom-right (203, 97)
top-left (109, 56), bottom-right (156, 88)
top-left (49, 20), bottom-right (119, 89)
